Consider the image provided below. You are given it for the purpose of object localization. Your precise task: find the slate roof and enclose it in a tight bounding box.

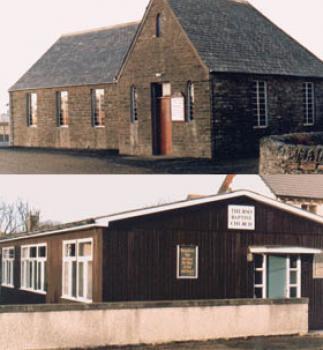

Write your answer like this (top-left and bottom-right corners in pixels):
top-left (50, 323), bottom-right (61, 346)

top-left (262, 175), bottom-right (323, 199)
top-left (167, 0), bottom-right (323, 78)
top-left (10, 22), bottom-right (139, 91)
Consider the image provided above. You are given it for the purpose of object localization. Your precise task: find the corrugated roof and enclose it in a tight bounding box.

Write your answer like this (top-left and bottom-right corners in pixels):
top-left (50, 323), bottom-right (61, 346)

top-left (262, 175), bottom-right (323, 199)
top-left (167, 0), bottom-right (323, 77)
top-left (10, 22), bottom-right (139, 91)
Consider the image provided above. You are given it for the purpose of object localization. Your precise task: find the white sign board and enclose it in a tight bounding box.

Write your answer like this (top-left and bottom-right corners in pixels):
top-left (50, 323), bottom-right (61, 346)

top-left (228, 205), bottom-right (255, 230)
top-left (171, 96), bottom-right (185, 121)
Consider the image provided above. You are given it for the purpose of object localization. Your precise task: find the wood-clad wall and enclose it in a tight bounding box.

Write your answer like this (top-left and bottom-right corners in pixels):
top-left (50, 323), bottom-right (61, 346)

top-left (102, 196), bottom-right (323, 329)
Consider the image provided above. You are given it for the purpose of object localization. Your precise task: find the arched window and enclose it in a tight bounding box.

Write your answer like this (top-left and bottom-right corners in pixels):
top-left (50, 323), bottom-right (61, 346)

top-left (186, 81), bottom-right (194, 122)
top-left (130, 85), bottom-right (138, 123)
top-left (156, 14), bottom-right (161, 38)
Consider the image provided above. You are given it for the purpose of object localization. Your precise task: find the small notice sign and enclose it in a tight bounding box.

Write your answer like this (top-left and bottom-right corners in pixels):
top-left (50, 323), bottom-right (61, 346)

top-left (171, 94), bottom-right (185, 121)
top-left (228, 205), bottom-right (255, 230)
top-left (177, 245), bottom-right (198, 279)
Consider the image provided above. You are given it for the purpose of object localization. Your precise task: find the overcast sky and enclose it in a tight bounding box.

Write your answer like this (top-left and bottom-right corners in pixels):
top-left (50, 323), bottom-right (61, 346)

top-left (0, 0), bottom-right (322, 113)
top-left (0, 175), bottom-right (228, 224)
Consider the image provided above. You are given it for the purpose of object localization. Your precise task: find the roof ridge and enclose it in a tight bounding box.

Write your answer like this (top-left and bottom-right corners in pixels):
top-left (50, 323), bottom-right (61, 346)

top-left (61, 21), bottom-right (140, 38)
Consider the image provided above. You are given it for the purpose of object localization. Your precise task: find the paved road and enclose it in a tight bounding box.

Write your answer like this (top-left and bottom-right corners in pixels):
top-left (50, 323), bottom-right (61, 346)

top-left (0, 148), bottom-right (258, 174)
top-left (73, 335), bottom-right (323, 350)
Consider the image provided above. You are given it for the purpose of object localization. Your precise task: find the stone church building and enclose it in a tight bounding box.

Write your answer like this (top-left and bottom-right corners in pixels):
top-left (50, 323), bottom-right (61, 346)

top-left (9, 0), bottom-right (323, 159)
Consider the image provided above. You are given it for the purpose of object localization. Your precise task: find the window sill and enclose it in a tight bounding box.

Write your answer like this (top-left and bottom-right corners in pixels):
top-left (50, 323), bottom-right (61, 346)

top-left (304, 123), bottom-right (315, 127)
top-left (20, 288), bottom-right (47, 295)
top-left (1, 284), bottom-right (14, 289)
top-left (28, 125), bottom-right (38, 129)
top-left (94, 126), bottom-right (105, 129)
top-left (58, 125), bottom-right (69, 129)
top-left (176, 276), bottom-right (198, 280)
top-left (61, 295), bottom-right (93, 304)
top-left (253, 126), bottom-right (268, 130)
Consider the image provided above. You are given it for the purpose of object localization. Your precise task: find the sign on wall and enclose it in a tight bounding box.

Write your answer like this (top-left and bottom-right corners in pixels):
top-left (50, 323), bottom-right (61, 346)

top-left (177, 245), bottom-right (198, 279)
top-left (228, 205), bottom-right (255, 230)
top-left (171, 93), bottom-right (185, 121)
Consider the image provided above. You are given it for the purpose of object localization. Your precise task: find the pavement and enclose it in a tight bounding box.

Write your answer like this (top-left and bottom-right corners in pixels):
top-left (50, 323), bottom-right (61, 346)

top-left (72, 335), bottom-right (323, 350)
top-left (0, 147), bottom-right (258, 174)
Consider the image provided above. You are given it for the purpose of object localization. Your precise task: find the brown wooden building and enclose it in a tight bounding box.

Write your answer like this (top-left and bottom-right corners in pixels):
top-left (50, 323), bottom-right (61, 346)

top-left (2, 191), bottom-right (323, 329)
top-left (9, 0), bottom-right (323, 160)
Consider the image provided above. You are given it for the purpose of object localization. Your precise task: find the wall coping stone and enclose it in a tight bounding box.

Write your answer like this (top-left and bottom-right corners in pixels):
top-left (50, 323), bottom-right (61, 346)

top-left (0, 298), bottom-right (309, 314)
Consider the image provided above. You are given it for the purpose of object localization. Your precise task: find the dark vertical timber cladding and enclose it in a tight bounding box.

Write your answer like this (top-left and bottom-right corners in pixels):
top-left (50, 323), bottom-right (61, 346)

top-left (103, 196), bottom-right (323, 329)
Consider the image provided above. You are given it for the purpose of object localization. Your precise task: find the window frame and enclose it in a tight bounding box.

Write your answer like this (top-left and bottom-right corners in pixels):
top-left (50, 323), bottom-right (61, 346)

top-left (156, 14), bottom-right (161, 38)
top-left (62, 238), bottom-right (93, 303)
top-left (1, 247), bottom-right (15, 288)
top-left (253, 81), bottom-right (268, 129)
top-left (91, 89), bottom-right (105, 128)
top-left (176, 245), bottom-right (199, 280)
top-left (130, 85), bottom-right (138, 123)
top-left (56, 91), bottom-right (69, 128)
top-left (26, 93), bottom-right (38, 127)
top-left (20, 243), bottom-right (47, 295)
top-left (303, 82), bottom-right (315, 126)
top-left (186, 81), bottom-right (194, 122)
top-left (313, 253), bottom-right (323, 279)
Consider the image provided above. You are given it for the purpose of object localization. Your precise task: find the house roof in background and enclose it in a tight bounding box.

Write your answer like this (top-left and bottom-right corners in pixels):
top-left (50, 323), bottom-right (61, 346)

top-left (262, 175), bottom-right (323, 200)
top-left (167, 0), bottom-right (323, 77)
top-left (10, 22), bottom-right (139, 91)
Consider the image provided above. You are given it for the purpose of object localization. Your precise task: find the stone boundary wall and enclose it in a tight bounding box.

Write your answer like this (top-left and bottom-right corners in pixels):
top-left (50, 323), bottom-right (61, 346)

top-left (0, 299), bottom-right (308, 350)
top-left (260, 132), bottom-right (323, 174)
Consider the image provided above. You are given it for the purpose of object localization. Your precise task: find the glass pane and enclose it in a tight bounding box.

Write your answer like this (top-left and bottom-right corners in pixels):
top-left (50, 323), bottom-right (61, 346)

top-left (254, 288), bottom-right (263, 299)
top-left (79, 242), bottom-right (92, 257)
top-left (290, 287), bottom-right (298, 298)
top-left (78, 262), bottom-right (84, 298)
top-left (290, 271), bottom-right (297, 285)
top-left (30, 247), bottom-right (37, 258)
top-left (28, 261), bottom-right (33, 288)
top-left (33, 261), bottom-right (37, 290)
top-left (255, 271), bottom-right (263, 285)
top-left (72, 261), bottom-right (77, 298)
top-left (65, 243), bottom-right (76, 257)
top-left (38, 246), bottom-right (46, 258)
top-left (87, 261), bottom-right (93, 300)
top-left (254, 255), bottom-right (263, 269)
top-left (22, 247), bottom-right (29, 259)
top-left (290, 256), bottom-right (298, 269)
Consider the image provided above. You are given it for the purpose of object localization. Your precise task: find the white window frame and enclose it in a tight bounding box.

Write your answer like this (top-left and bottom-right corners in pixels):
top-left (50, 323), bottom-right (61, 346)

top-left (303, 82), bottom-right (315, 126)
top-left (1, 247), bottom-right (15, 288)
top-left (20, 243), bottom-right (47, 295)
top-left (253, 81), bottom-right (268, 129)
top-left (254, 254), bottom-right (267, 298)
top-left (62, 238), bottom-right (93, 303)
top-left (176, 245), bottom-right (199, 280)
top-left (253, 254), bottom-right (301, 299)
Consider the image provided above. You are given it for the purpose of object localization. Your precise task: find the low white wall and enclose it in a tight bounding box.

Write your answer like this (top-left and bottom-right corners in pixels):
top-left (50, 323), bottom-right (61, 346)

top-left (0, 299), bottom-right (308, 350)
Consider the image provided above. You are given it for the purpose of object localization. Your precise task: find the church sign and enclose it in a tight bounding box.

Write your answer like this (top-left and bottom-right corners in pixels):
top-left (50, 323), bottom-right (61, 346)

top-left (228, 205), bottom-right (255, 230)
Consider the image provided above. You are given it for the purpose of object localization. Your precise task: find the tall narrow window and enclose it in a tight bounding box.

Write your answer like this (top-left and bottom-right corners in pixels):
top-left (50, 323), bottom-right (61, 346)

top-left (130, 85), bottom-right (138, 123)
top-left (186, 81), bottom-right (194, 122)
top-left (2, 247), bottom-right (15, 288)
top-left (21, 244), bottom-right (47, 293)
top-left (253, 81), bottom-right (268, 128)
top-left (26, 93), bottom-right (38, 127)
top-left (303, 82), bottom-right (315, 126)
top-left (156, 14), bottom-right (161, 38)
top-left (91, 89), bottom-right (105, 127)
top-left (56, 91), bottom-right (69, 127)
top-left (62, 239), bottom-right (93, 302)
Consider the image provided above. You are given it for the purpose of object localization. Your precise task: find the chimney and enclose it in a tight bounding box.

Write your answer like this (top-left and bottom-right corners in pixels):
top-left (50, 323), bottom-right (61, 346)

top-left (27, 211), bottom-right (40, 232)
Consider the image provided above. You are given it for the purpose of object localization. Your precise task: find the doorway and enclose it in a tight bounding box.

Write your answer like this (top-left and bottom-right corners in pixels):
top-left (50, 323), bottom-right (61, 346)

top-left (151, 83), bottom-right (172, 156)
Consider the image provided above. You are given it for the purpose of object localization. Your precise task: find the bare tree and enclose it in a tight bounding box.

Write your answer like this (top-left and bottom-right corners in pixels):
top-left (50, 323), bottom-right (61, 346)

top-left (0, 199), bottom-right (40, 235)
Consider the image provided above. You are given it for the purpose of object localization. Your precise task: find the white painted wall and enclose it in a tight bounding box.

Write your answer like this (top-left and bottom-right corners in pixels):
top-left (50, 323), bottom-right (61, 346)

top-left (0, 301), bottom-right (308, 350)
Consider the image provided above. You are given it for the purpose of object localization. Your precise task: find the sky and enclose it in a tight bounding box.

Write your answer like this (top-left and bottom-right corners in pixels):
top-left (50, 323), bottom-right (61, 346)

top-left (0, 175), bottom-right (228, 224)
top-left (0, 0), bottom-right (322, 113)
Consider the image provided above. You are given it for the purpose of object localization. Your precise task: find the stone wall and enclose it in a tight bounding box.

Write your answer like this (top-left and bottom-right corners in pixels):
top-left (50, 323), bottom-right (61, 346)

top-left (0, 299), bottom-right (308, 350)
top-left (10, 83), bottom-right (119, 150)
top-left (118, 0), bottom-right (212, 158)
top-left (212, 74), bottom-right (323, 160)
top-left (259, 132), bottom-right (323, 174)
